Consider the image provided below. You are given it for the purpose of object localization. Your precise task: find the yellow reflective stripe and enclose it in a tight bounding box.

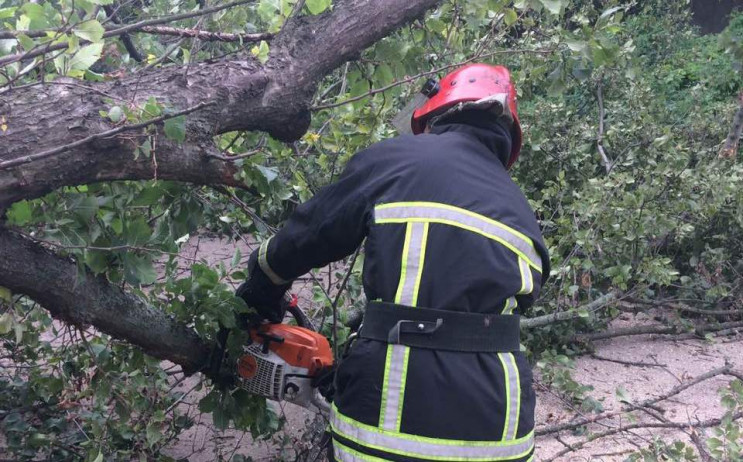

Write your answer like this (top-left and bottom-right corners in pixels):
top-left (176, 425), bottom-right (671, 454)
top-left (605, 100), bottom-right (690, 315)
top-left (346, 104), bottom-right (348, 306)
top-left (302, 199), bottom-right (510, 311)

top-left (410, 223), bottom-right (429, 306)
top-left (379, 345), bottom-right (409, 431)
top-left (378, 345), bottom-right (394, 428)
top-left (332, 404), bottom-right (535, 461)
top-left (394, 222), bottom-right (414, 304)
top-left (333, 440), bottom-right (389, 462)
top-left (258, 237), bottom-right (289, 285)
top-left (503, 296), bottom-right (518, 315)
top-left (374, 202), bottom-right (542, 273)
top-left (498, 353), bottom-right (520, 441)
top-left (517, 258), bottom-right (533, 295)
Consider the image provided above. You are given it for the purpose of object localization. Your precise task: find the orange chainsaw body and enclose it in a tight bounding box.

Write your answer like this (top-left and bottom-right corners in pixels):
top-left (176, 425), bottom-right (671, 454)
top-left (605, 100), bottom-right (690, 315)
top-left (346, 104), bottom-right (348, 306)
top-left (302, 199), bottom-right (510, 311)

top-left (236, 324), bottom-right (334, 410)
top-left (238, 324), bottom-right (333, 378)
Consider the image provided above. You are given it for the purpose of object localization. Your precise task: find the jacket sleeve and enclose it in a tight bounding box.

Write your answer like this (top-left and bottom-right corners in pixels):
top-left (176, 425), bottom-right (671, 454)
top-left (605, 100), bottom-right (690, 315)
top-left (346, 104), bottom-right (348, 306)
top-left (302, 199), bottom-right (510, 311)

top-left (253, 152), bottom-right (376, 285)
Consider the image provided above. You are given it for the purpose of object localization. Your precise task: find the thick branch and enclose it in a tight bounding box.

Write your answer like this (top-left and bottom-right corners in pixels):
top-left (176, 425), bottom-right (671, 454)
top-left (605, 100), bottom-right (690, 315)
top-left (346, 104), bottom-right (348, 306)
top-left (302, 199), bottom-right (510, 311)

top-left (0, 0), bottom-right (443, 208)
top-left (0, 228), bottom-right (211, 374)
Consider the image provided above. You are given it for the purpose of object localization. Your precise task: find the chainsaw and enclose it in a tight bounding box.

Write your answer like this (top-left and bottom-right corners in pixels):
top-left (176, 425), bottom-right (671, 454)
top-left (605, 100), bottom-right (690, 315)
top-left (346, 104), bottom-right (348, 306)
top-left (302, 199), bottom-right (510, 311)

top-left (212, 295), bottom-right (336, 412)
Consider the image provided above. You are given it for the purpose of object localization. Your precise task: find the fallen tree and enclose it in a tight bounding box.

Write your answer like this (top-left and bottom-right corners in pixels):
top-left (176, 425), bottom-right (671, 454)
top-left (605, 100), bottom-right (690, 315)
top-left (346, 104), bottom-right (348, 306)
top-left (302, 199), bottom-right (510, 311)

top-left (0, 0), bottom-right (441, 376)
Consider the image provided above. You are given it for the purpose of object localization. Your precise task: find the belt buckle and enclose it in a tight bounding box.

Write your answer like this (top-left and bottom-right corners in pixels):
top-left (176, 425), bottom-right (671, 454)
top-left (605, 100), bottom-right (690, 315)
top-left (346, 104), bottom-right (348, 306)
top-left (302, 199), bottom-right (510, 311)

top-left (387, 318), bottom-right (443, 344)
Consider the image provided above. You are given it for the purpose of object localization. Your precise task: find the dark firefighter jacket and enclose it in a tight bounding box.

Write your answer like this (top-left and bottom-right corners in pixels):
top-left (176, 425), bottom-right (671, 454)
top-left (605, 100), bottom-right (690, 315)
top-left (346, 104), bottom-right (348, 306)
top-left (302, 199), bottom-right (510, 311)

top-left (256, 117), bottom-right (549, 462)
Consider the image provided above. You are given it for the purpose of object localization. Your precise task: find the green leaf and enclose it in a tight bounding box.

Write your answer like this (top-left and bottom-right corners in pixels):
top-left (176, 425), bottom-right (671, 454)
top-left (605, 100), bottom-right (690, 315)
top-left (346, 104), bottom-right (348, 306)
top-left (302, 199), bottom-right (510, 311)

top-left (17, 33), bottom-right (34, 52)
top-left (0, 8), bottom-right (16, 19)
top-left (0, 313), bottom-right (12, 335)
top-left (231, 247), bottom-right (242, 268)
top-left (124, 255), bottom-right (157, 285)
top-left (108, 106), bottom-right (123, 123)
top-left (73, 20), bottom-right (104, 43)
top-left (164, 115), bottom-right (186, 142)
top-left (199, 391), bottom-right (220, 413)
top-left (504, 9), bottom-right (518, 27)
top-left (305, 0), bottom-right (331, 15)
top-left (250, 40), bottom-right (270, 64)
top-left (539, 0), bottom-right (564, 15)
top-left (146, 423), bottom-right (162, 446)
top-left (256, 165), bottom-right (278, 183)
top-left (92, 452), bottom-right (104, 462)
top-left (7, 200), bottom-right (32, 225)
top-left (90, 0), bottom-right (114, 4)
top-left (0, 286), bottom-right (11, 302)
top-left (73, 196), bottom-right (99, 221)
top-left (144, 97), bottom-right (162, 116)
top-left (69, 43), bottom-right (103, 72)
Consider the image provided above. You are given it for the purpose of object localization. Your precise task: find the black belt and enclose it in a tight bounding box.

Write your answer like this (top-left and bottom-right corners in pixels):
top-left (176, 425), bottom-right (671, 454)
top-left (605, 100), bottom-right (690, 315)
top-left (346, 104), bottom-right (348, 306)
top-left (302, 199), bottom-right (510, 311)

top-left (359, 302), bottom-right (521, 352)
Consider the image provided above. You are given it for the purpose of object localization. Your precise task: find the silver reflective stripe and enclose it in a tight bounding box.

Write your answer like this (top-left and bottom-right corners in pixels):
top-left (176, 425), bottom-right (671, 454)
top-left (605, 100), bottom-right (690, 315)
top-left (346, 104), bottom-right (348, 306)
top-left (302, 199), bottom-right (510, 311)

top-left (518, 257), bottom-right (533, 294)
top-left (375, 202), bottom-right (542, 272)
top-left (503, 296), bottom-right (518, 315)
top-left (499, 353), bottom-right (520, 441)
top-left (332, 406), bottom-right (534, 460)
top-left (258, 237), bottom-right (289, 285)
top-left (379, 344), bottom-right (410, 432)
top-left (394, 222), bottom-right (429, 306)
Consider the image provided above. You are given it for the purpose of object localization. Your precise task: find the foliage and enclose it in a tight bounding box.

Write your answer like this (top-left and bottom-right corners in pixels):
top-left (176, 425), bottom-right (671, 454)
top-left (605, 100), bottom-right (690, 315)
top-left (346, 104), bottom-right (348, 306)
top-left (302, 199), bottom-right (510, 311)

top-left (2, 0), bottom-right (742, 459)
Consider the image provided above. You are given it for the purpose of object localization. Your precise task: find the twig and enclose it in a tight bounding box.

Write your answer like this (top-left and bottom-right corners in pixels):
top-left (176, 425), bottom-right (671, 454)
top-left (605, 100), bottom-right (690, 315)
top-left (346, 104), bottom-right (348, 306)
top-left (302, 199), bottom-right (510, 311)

top-left (134, 25), bottom-right (272, 42)
top-left (0, 0), bottom-right (261, 67)
top-left (596, 79), bottom-right (612, 173)
top-left (330, 249), bottom-right (361, 360)
top-left (542, 411), bottom-right (743, 462)
top-left (590, 353), bottom-right (667, 368)
top-left (103, 3), bottom-right (144, 62)
top-left (312, 48), bottom-right (554, 110)
top-left (536, 364), bottom-right (733, 436)
top-left (0, 101), bottom-right (214, 170)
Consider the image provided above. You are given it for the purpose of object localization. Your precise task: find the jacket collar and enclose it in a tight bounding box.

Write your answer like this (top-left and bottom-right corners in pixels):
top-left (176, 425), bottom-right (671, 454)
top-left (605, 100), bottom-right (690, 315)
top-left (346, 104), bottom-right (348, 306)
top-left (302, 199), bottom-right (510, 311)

top-left (428, 112), bottom-right (512, 167)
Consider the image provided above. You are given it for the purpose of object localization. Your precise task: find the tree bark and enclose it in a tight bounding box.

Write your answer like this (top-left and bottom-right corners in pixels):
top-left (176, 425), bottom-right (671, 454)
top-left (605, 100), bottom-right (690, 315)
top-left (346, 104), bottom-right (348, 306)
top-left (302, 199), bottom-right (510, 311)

top-left (0, 0), bottom-right (442, 374)
top-left (0, 0), bottom-right (442, 208)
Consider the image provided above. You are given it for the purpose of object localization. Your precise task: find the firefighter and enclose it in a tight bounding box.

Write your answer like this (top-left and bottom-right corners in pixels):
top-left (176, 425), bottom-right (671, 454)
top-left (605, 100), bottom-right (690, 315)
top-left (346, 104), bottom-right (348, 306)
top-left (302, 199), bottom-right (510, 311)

top-left (237, 63), bottom-right (549, 462)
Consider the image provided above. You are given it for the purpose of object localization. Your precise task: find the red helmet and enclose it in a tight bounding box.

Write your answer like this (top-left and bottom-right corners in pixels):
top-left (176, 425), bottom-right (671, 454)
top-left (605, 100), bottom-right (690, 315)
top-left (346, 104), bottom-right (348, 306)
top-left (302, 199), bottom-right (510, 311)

top-left (411, 64), bottom-right (522, 169)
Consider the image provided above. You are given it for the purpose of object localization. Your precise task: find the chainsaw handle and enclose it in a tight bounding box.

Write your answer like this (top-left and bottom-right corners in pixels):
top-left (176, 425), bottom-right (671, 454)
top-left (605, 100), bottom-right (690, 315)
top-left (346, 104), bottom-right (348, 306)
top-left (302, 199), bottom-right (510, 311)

top-left (281, 294), bottom-right (315, 331)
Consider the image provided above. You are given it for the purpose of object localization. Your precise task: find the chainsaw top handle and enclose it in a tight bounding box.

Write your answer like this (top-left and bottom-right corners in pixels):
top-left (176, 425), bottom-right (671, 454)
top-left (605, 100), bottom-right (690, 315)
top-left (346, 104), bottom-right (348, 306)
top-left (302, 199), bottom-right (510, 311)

top-left (281, 294), bottom-right (315, 331)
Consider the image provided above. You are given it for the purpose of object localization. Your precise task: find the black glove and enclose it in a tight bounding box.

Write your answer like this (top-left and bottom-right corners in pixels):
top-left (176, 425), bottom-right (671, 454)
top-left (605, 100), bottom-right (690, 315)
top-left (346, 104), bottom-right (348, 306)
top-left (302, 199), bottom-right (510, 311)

top-left (235, 250), bottom-right (291, 324)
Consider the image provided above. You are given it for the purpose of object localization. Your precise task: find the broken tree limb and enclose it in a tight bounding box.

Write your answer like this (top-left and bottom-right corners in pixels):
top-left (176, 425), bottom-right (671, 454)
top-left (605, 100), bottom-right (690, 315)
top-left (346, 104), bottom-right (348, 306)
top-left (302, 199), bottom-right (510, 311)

top-left (0, 228), bottom-right (212, 375)
top-left (0, 0), bottom-right (444, 384)
top-left (520, 292), bottom-right (618, 329)
top-left (576, 320), bottom-right (743, 342)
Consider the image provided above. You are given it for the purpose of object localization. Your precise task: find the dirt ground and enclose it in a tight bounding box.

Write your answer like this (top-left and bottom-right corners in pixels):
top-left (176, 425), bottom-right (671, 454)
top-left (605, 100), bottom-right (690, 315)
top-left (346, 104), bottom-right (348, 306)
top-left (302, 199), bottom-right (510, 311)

top-left (158, 236), bottom-right (743, 461)
top-left (3, 235), bottom-right (739, 461)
